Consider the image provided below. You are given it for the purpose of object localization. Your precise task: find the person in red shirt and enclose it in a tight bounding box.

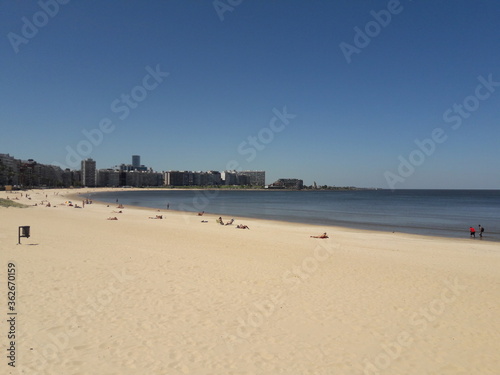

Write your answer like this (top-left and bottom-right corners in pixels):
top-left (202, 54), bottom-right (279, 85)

top-left (469, 227), bottom-right (476, 238)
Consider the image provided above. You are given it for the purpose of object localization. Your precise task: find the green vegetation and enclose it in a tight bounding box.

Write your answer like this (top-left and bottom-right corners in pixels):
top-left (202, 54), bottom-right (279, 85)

top-left (0, 198), bottom-right (29, 208)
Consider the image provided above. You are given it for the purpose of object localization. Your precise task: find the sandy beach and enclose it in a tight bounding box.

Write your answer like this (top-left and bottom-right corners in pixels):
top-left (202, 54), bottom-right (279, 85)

top-left (0, 188), bottom-right (499, 375)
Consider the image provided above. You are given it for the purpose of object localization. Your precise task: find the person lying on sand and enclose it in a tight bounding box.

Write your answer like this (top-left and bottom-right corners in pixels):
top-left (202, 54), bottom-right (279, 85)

top-left (236, 224), bottom-right (250, 229)
top-left (112, 210), bottom-right (123, 213)
top-left (198, 211), bottom-right (205, 216)
top-left (107, 217), bottom-right (118, 220)
top-left (310, 233), bottom-right (328, 238)
top-left (225, 218), bottom-right (234, 225)
top-left (148, 215), bottom-right (163, 219)
top-left (216, 217), bottom-right (224, 225)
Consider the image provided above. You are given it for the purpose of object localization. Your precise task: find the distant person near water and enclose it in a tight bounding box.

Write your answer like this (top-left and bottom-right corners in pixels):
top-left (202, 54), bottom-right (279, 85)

top-left (479, 225), bottom-right (484, 238)
top-left (470, 227), bottom-right (476, 238)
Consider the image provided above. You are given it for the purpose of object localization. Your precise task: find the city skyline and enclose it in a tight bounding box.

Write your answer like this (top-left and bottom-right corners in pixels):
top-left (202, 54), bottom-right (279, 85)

top-left (1, 1), bottom-right (499, 188)
top-left (1, 152), bottom-right (274, 188)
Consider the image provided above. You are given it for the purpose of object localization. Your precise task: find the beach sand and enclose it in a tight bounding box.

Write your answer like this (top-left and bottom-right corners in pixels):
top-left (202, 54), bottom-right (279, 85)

top-left (0, 188), bottom-right (498, 375)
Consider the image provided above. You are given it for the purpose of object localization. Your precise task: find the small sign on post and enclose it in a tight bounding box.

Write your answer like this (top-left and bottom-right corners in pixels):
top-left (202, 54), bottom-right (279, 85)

top-left (18, 226), bottom-right (30, 245)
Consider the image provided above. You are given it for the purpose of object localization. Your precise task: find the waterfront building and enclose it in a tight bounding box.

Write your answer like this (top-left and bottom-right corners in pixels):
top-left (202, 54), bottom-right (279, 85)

top-left (81, 158), bottom-right (97, 187)
top-left (165, 171), bottom-right (188, 186)
top-left (222, 170), bottom-right (265, 186)
top-left (240, 170), bottom-right (265, 186)
top-left (164, 170), bottom-right (222, 187)
top-left (97, 169), bottom-right (120, 187)
top-left (0, 153), bottom-right (20, 186)
top-left (221, 171), bottom-right (238, 185)
top-left (268, 178), bottom-right (304, 190)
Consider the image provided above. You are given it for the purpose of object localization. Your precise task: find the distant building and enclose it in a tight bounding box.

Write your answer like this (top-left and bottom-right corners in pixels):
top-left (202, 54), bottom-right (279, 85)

top-left (121, 155), bottom-right (148, 172)
top-left (221, 170), bottom-right (265, 186)
top-left (62, 168), bottom-right (80, 187)
top-left (268, 178), bottom-right (303, 190)
top-left (240, 170), bottom-right (265, 186)
top-left (97, 169), bottom-right (120, 187)
top-left (32, 163), bottom-right (65, 187)
top-left (165, 171), bottom-right (188, 186)
top-left (164, 171), bottom-right (222, 187)
top-left (132, 155), bottom-right (140, 169)
top-left (18, 159), bottom-right (37, 187)
top-left (0, 153), bottom-right (20, 186)
top-left (81, 158), bottom-right (97, 187)
top-left (124, 170), bottom-right (163, 187)
top-left (206, 171), bottom-right (222, 185)
top-left (221, 171), bottom-right (238, 186)
top-left (0, 154), bottom-right (76, 188)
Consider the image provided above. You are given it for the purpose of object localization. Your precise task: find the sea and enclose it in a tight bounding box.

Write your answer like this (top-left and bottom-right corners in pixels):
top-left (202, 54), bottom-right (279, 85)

top-left (87, 189), bottom-right (500, 242)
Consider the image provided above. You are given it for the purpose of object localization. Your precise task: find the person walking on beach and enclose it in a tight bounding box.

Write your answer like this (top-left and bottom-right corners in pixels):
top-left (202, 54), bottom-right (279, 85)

top-left (479, 225), bottom-right (484, 238)
top-left (469, 226), bottom-right (476, 238)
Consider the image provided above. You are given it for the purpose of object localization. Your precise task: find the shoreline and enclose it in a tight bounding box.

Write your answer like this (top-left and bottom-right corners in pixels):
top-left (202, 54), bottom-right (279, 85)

top-left (73, 187), bottom-right (499, 243)
top-left (4, 187), bottom-right (496, 246)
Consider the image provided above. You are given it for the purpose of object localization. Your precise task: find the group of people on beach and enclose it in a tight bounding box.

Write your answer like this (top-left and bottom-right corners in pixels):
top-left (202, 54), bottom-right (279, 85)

top-left (213, 216), bottom-right (249, 229)
top-left (470, 225), bottom-right (485, 238)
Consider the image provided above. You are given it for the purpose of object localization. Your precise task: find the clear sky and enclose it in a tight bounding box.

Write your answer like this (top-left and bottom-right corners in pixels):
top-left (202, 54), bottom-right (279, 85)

top-left (1, 0), bottom-right (499, 188)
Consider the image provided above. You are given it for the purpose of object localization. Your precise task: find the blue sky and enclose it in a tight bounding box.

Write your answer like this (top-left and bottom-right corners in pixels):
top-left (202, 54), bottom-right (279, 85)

top-left (1, 0), bottom-right (499, 188)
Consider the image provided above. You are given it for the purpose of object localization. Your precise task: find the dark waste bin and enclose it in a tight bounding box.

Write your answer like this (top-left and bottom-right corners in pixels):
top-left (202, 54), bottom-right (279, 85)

top-left (21, 226), bottom-right (30, 238)
top-left (18, 226), bottom-right (30, 244)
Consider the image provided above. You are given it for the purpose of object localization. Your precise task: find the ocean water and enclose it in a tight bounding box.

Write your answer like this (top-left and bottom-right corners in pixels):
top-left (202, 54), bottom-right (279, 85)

top-left (87, 189), bottom-right (500, 241)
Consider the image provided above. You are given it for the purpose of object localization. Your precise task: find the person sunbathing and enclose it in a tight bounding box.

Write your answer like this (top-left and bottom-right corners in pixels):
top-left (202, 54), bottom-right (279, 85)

top-left (225, 218), bottom-right (234, 225)
top-left (310, 233), bottom-right (328, 238)
top-left (236, 224), bottom-right (250, 229)
top-left (148, 215), bottom-right (163, 219)
top-left (198, 211), bottom-right (205, 216)
top-left (107, 217), bottom-right (118, 220)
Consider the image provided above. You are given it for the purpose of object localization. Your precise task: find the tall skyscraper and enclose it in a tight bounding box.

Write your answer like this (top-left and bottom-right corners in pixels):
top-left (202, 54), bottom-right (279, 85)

top-left (81, 158), bottom-right (96, 187)
top-left (132, 155), bottom-right (140, 169)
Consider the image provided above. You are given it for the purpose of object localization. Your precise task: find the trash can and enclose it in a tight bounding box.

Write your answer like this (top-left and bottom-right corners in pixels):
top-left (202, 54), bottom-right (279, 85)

top-left (18, 226), bottom-right (30, 244)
